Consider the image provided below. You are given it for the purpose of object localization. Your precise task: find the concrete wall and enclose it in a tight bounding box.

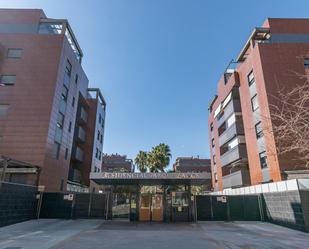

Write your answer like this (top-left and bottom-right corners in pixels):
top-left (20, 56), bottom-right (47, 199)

top-left (263, 190), bottom-right (305, 231)
top-left (0, 181), bottom-right (37, 227)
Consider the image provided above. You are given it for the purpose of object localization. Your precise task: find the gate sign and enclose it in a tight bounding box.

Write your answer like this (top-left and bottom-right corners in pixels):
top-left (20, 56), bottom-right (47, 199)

top-left (97, 172), bottom-right (210, 179)
top-left (64, 194), bottom-right (74, 201)
top-left (217, 196), bottom-right (227, 203)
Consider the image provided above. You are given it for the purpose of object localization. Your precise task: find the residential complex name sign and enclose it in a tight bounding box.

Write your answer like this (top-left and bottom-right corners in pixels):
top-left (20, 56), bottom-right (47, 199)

top-left (98, 172), bottom-right (210, 180)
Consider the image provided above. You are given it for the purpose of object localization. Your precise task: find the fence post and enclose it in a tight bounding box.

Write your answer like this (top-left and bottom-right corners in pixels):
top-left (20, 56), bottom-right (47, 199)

top-left (210, 196), bottom-right (214, 220)
top-left (88, 192), bottom-right (93, 217)
top-left (258, 194), bottom-right (265, 222)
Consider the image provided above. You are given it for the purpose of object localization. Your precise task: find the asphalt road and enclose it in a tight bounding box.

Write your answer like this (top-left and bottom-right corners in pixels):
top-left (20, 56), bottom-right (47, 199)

top-left (0, 219), bottom-right (308, 249)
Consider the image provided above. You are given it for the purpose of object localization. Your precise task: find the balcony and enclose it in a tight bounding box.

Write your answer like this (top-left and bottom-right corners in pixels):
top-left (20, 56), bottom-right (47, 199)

top-left (218, 122), bottom-right (244, 147)
top-left (75, 126), bottom-right (86, 143)
top-left (220, 144), bottom-right (247, 167)
top-left (77, 106), bottom-right (88, 124)
top-left (222, 168), bottom-right (250, 189)
top-left (72, 146), bottom-right (84, 162)
top-left (217, 98), bottom-right (241, 128)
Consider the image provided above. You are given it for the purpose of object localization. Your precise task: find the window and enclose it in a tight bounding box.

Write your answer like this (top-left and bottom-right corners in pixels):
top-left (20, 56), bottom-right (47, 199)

top-left (0, 104), bottom-right (9, 117)
top-left (98, 151), bottom-right (101, 160)
top-left (59, 99), bottom-right (66, 114)
top-left (95, 148), bottom-right (99, 158)
top-left (304, 58), bottom-right (309, 69)
top-left (72, 97), bottom-right (75, 107)
top-left (61, 85), bottom-right (68, 101)
top-left (100, 134), bottom-right (103, 144)
top-left (214, 173), bottom-right (218, 182)
top-left (57, 113), bottom-right (65, 128)
top-left (213, 155), bottom-right (216, 165)
top-left (210, 122), bottom-right (214, 132)
top-left (255, 121), bottom-right (264, 139)
top-left (65, 59), bottom-right (72, 77)
top-left (259, 151), bottom-right (268, 169)
top-left (7, 48), bottom-right (22, 58)
top-left (251, 94), bottom-right (259, 111)
top-left (226, 114), bottom-right (236, 128)
top-left (55, 126), bottom-right (63, 143)
top-left (52, 142), bottom-right (61, 159)
top-left (75, 74), bottom-right (78, 84)
top-left (68, 121), bottom-right (72, 132)
top-left (247, 70), bottom-right (255, 86)
top-left (211, 138), bottom-right (215, 148)
top-left (65, 148), bottom-right (69, 160)
top-left (97, 131), bottom-right (100, 141)
top-left (0, 75), bottom-right (16, 85)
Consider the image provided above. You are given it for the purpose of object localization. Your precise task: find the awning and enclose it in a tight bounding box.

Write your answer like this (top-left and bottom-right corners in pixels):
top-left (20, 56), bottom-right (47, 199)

top-left (90, 172), bottom-right (211, 185)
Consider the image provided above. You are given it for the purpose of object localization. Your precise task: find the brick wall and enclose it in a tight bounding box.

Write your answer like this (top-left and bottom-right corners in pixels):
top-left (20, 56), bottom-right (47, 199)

top-left (0, 181), bottom-right (37, 227)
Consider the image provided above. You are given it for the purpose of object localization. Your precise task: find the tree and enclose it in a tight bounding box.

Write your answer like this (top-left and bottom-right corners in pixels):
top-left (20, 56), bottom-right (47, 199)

top-left (134, 151), bottom-right (148, 172)
top-left (268, 75), bottom-right (309, 167)
top-left (147, 143), bottom-right (172, 172)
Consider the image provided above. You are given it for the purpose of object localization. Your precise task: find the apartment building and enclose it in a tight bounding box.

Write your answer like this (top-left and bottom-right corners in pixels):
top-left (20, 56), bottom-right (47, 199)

top-left (0, 9), bottom-right (106, 192)
top-left (208, 18), bottom-right (309, 191)
top-left (101, 154), bottom-right (133, 173)
top-left (173, 157), bottom-right (211, 173)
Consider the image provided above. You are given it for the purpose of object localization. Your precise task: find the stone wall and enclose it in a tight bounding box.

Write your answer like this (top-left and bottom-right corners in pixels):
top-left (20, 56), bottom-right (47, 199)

top-left (0, 181), bottom-right (37, 227)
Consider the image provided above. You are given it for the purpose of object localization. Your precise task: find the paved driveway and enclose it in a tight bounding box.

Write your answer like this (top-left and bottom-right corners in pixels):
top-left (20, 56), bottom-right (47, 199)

top-left (0, 219), bottom-right (308, 249)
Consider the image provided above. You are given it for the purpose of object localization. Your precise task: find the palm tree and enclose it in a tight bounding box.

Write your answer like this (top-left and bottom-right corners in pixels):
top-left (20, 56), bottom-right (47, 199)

top-left (134, 151), bottom-right (148, 172)
top-left (147, 143), bottom-right (171, 172)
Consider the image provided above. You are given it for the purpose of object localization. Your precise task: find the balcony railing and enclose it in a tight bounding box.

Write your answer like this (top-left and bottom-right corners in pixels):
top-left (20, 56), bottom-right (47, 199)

top-left (72, 146), bottom-right (84, 162)
top-left (218, 122), bottom-right (244, 147)
top-left (76, 126), bottom-right (86, 143)
top-left (220, 144), bottom-right (247, 167)
top-left (217, 98), bottom-right (241, 128)
top-left (222, 168), bottom-right (250, 189)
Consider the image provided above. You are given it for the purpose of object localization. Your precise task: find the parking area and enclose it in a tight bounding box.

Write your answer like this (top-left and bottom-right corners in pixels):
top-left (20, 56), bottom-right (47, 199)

top-left (0, 219), bottom-right (308, 249)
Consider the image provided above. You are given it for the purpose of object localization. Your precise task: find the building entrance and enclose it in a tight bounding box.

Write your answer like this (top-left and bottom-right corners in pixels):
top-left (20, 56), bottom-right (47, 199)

top-left (139, 193), bottom-right (164, 221)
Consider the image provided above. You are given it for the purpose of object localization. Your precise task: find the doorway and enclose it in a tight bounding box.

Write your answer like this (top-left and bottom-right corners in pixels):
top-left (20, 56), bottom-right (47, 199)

top-left (139, 193), bottom-right (164, 221)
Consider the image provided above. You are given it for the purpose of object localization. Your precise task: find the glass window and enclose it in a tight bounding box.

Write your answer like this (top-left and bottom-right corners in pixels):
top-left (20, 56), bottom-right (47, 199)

top-left (57, 113), bottom-right (65, 128)
top-left (228, 137), bottom-right (239, 150)
top-left (7, 48), bottom-right (22, 58)
top-left (214, 173), bottom-right (218, 182)
top-left (38, 22), bottom-right (63, 34)
top-left (1, 75), bottom-right (16, 85)
top-left (213, 155), bottom-right (216, 165)
top-left (210, 122), bottom-right (214, 132)
top-left (0, 104), bottom-right (9, 117)
top-left (95, 148), bottom-right (98, 158)
top-left (304, 58), bottom-right (309, 68)
top-left (97, 131), bottom-right (100, 140)
top-left (61, 85), bottom-right (68, 101)
top-left (65, 148), bottom-right (69, 160)
top-left (65, 59), bottom-right (72, 77)
top-left (247, 70), bottom-right (255, 86)
top-left (211, 138), bottom-right (215, 148)
top-left (55, 126), bottom-right (63, 143)
top-left (100, 134), bottom-right (103, 144)
top-left (75, 74), bottom-right (78, 84)
top-left (52, 142), bottom-right (61, 159)
top-left (68, 121), bottom-right (72, 132)
top-left (59, 99), bottom-right (66, 114)
top-left (255, 121), bottom-right (264, 139)
top-left (251, 94), bottom-right (259, 111)
top-left (259, 151), bottom-right (268, 169)
top-left (72, 97), bottom-right (75, 107)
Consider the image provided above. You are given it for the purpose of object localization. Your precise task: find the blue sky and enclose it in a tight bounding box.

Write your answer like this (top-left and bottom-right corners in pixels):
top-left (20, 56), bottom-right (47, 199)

top-left (1, 0), bottom-right (309, 169)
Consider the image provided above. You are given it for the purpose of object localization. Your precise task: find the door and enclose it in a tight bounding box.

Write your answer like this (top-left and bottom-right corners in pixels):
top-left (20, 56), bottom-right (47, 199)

top-left (151, 194), bottom-right (163, 221)
top-left (139, 194), bottom-right (151, 221)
